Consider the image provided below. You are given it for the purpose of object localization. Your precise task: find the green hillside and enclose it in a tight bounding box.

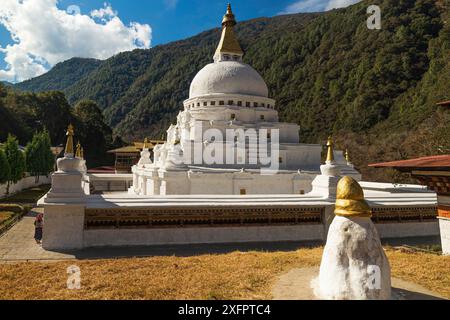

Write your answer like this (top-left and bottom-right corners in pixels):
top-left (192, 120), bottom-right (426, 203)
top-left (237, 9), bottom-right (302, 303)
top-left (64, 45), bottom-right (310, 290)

top-left (15, 57), bottom-right (102, 92)
top-left (9, 0), bottom-right (450, 181)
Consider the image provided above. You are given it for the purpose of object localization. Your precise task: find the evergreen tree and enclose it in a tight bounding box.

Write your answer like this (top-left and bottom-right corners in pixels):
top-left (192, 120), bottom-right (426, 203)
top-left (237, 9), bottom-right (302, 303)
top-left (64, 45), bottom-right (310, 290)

top-left (73, 100), bottom-right (113, 168)
top-left (25, 129), bottom-right (54, 183)
top-left (0, 149), bottom-right (10, 186)
top-left (4, 134), bottom-right (26, 194)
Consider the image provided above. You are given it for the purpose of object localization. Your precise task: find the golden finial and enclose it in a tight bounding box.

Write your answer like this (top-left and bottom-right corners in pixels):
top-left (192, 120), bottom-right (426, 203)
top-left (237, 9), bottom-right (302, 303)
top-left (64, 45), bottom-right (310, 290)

top-left (75, 141), bottom-right (82, 158)
top-left (334, 176), bottom-right (372, 217)
top-left (345, 149), bottom-right (350, 163)
top-left (326, 136), bottom-right (334, 163)
top-left (80, 147), bottom-right (84, 159)
top-left (64, 124), bottom-right (75, 156)
top-left (214, 3), bottom-right (243, 59)
top-left (222, 3), bottom-right (236, 26)
top-left (143, 137), bottom-right (149, 149)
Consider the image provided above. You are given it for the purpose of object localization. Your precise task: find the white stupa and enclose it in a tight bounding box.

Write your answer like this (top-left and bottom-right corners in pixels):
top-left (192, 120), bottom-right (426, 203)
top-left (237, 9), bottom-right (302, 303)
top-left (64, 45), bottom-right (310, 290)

top-left (130, 4), bottom-right (359, 196)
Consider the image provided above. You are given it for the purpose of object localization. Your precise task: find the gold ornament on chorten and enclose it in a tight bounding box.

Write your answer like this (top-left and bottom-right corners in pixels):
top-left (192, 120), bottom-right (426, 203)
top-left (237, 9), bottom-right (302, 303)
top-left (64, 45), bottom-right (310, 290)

top-left (345, 149), bottom-right (350, 162)
top-left (143, 137), bottom-right (150, 149)
top-left (326, 136), bottom-right (334, 163)
top-left (334, 176), bottom-right (372, 218)
top-left (222, 3), bottom-right (236, 26)
top-left (75, 141), bottom-right (82, 158)
top-left (64, 124), bottom-right (75, 155)
top-left (215, 3), bottom-right (243, 57)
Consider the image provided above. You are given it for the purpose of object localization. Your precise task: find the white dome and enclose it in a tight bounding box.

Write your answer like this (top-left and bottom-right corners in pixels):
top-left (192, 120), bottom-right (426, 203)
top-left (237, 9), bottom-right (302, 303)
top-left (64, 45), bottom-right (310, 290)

top-left (189, 61), bottom-right (269, 99)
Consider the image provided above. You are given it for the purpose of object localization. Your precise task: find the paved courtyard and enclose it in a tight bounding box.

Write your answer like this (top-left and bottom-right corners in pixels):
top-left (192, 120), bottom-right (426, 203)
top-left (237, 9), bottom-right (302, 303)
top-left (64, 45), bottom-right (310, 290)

top-left (0, 208), bottom-right (75, 261)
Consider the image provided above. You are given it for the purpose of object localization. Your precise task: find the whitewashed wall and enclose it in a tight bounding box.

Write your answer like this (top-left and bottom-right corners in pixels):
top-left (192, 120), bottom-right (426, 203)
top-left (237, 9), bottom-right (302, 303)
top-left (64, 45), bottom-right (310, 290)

top-left (0, 175), bottom-right (51, 198)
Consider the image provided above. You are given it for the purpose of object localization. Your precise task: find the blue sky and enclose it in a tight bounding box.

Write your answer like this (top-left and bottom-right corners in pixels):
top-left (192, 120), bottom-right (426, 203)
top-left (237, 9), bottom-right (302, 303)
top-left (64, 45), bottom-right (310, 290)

top-left (0, 0), bottom-right (359, 82)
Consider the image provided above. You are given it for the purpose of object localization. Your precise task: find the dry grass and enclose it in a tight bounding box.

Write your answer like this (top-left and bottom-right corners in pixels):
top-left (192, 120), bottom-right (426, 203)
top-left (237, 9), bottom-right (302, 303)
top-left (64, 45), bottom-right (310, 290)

top-left (0, 247), bottom-right (448, 300)
top-left (0, 212), bottom-right (13, 224)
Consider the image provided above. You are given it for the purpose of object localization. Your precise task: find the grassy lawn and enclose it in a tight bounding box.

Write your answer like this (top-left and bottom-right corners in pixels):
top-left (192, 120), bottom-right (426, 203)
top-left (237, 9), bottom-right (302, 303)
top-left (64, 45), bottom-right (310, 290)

top-left (0, 185), bottom-right (49, 234)
top-left (0, 247), bottom-right (448, 300)
top-left (0, 185), bottom-right (51, 204)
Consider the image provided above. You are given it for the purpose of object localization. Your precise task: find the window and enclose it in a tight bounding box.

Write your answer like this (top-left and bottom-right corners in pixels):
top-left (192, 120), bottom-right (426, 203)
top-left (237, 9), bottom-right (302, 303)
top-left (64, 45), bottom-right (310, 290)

top-left (211, 101), bottom-right (216, 106)
top-left (246, 102), bottom-right (250, 107)
top-left (278, 157), bottom-right (283, 163)
top-left (254, 102), bottom-right (258, 107)
top-left (197, 102), bottom-right (200, 107)
top-left (230, 113), bottom-right (236, 120)
top-left (237, 101), bottom-right (242, 107)
top-left (228, 100), bottom-right (234, 105)
top-left (233, 55), bottom-right (239, 60)
top-left (223, 54), bottom-right (230, 60)
top-left (299, 190), bottom-right (305, 195)
top-left (203, 102), bottom-right (207, 106)
top-left (240, 188), bottom-right (246, 195)
top-left (219, 101), bottom-right (224, 105)
top-left (262, 103), bottom-right (265, 107)
top-left (260, 114), bottom-right (265, 120)
top-left (267, 132), bottom-right (271, 139)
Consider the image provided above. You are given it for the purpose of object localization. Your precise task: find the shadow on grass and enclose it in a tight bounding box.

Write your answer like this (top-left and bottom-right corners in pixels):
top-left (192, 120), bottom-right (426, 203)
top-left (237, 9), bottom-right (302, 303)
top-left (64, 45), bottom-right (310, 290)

top-left (49, 240), bottom-right (324, 260)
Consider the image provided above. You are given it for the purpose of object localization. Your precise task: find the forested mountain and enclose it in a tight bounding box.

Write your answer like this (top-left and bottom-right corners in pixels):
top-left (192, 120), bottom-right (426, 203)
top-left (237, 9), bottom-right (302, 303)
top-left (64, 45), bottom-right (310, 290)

top-left (9, 0), bottom-right (450, 180)
top-left (15, 58), bottom-right (102, 92)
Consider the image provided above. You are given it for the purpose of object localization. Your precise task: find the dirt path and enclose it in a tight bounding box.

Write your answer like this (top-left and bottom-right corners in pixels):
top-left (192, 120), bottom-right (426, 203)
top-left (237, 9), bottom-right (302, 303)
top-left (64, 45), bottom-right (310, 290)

top-left (272, 267), bottom-right (446, 300)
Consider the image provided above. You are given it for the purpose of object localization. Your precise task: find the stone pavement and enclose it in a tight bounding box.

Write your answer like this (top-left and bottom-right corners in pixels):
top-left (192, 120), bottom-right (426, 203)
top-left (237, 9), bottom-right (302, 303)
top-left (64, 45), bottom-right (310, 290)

top-left (0, 208), bottom-right (75, 261)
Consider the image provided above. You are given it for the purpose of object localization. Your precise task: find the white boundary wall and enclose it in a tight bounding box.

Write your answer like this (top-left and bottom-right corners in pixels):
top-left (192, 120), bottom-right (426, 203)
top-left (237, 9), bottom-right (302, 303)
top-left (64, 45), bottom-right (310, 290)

top-left (0, 175), bottom-right (51, 198)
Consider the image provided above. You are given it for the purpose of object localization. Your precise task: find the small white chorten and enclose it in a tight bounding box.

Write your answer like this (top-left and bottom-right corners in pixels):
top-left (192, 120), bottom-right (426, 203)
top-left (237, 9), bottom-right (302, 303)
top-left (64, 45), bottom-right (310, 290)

top-left (137, 138), bottom-right (153, 167)
top-left (47, 125), bottom-right (86, 199)
top-left (309, 137), bottom-right (341, 198)
top-left (314, 176), bottom-right (391, 299)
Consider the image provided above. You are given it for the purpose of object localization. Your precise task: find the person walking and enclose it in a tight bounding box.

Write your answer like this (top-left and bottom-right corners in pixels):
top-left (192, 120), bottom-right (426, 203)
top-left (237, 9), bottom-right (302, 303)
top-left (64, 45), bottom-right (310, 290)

top-left (34, 213), bottom-right (43, 244)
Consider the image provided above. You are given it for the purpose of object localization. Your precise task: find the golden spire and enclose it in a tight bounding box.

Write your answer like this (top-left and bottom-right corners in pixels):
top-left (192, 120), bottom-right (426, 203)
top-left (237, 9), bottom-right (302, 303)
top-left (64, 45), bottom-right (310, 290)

top-left (64, 124), bottom-right (74, 156)
top-left (80, 147), bottom-right (84, 159)
top-left (143, 137), bottom-right (149, 149)
top-left (214, 3), bottom-right (243, 59)
top-left (334, 176), bottom-right (372, 217)
top-left (326, 136), bottom-right (334, 163)
top-left (75, 141), bottom-right (82, 158)
top-left (222, 3), bottom-right (236, 26)
top-left (345, 149), bottom-right (350, 163)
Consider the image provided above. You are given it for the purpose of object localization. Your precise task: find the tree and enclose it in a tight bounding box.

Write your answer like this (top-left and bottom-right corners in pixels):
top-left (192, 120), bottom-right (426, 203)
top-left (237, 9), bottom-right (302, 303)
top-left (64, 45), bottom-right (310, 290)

top-left (25, 129), bottom-right (54, 183)
top-left (73, 100), bottom-right (113, 168)
top-left (36, 91), bottom-right (75, 146)
top-left (4, 134), bottom-right (26, 194)
top-left (0, 149), bottom-right (10, 186)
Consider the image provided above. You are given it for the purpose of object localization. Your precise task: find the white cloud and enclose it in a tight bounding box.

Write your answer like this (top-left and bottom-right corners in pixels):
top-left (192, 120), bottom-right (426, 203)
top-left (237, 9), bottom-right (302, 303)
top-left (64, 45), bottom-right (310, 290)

top-left (280, 0), bottom-right (329, 14)
top-left (0, 0), bottom-right (152, 82)
top-left (280, 0), bottom-right (361, 14)
top-left (164, 0), bottom-right (178, 10)
top-left (325, 0), bottom-right (361, 10)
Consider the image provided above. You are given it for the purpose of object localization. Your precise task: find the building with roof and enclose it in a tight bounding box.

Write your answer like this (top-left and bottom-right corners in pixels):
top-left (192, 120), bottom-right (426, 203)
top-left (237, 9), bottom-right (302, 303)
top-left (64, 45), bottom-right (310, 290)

top-left (107, 140), bottom-right (164, 174)
top-left (370, 155), bottom-right (450, 255)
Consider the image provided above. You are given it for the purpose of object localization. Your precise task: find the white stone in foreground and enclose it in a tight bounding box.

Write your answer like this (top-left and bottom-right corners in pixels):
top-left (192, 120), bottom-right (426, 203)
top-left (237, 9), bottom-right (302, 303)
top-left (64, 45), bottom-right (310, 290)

top-left (313, 216), bottom-right (391, 300)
